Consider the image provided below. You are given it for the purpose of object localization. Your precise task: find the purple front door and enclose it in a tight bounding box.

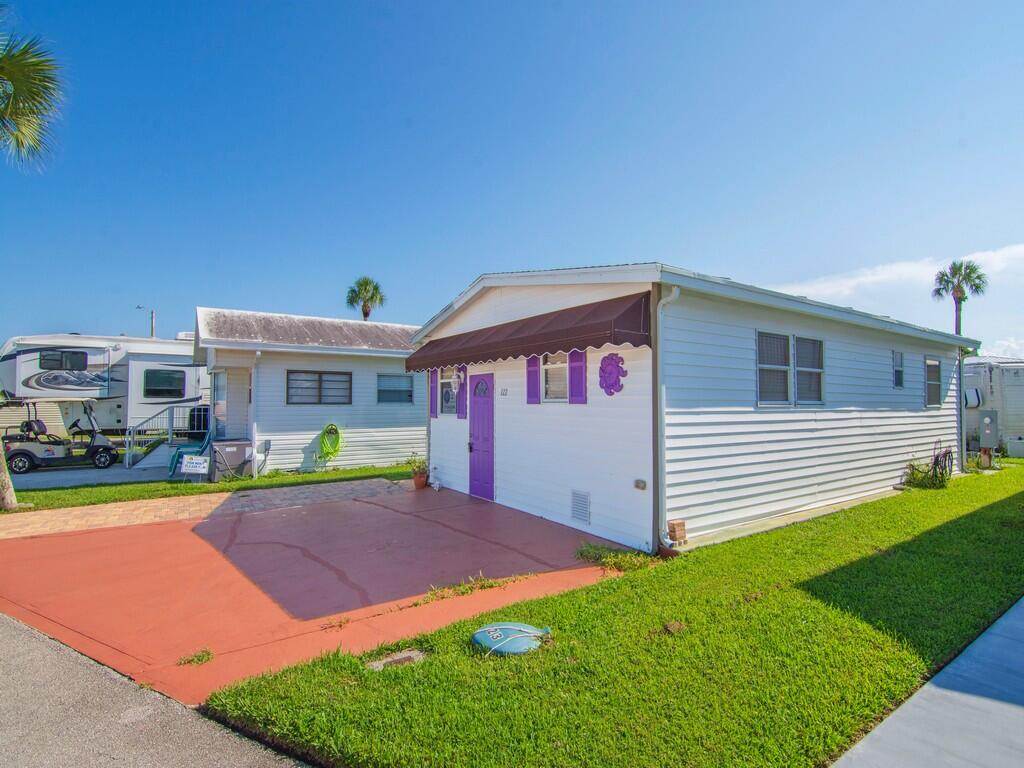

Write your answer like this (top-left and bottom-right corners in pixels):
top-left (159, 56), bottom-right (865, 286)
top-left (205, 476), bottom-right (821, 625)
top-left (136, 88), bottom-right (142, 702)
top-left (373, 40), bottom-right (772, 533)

top-left (468, 373), bottom-right (494, 500)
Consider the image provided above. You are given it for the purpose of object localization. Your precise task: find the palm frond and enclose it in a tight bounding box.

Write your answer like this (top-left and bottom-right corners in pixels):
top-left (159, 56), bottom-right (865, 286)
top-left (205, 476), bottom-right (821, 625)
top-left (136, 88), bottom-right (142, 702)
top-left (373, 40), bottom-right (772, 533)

top-left (0, 33), bottom-right (62, 162)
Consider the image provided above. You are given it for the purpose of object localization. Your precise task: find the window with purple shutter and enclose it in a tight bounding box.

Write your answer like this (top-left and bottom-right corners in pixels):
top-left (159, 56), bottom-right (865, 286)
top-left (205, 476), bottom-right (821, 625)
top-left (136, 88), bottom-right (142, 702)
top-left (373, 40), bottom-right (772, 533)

top-left (568, 349), bottom-right (587, 404)
top-left (456, 365), bottom-right (467, 418)
top-left (526, 356), bottom-right (540, 404)
top-left (429, 369), bottom-right (438, 418)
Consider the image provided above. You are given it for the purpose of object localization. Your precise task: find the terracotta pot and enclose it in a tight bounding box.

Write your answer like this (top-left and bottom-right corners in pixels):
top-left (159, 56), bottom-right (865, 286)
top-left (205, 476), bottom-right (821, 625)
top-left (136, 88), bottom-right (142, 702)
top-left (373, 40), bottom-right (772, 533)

top-left (413, 472), bottom-right (428, 490)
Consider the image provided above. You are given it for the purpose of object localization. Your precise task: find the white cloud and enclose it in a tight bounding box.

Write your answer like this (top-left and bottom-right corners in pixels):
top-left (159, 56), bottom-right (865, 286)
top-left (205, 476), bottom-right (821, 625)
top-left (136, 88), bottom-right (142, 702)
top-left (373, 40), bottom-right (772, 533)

top-left (775, 243), bottom-right (1024, 303)
top-left (985, 337), bottom-right (1024, 358)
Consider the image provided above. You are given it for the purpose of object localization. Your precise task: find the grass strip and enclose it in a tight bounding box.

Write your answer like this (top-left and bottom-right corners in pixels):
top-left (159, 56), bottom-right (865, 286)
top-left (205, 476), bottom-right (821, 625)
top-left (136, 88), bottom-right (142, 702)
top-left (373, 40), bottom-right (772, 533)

top-left (206, 469), bottom-right (1024, 768)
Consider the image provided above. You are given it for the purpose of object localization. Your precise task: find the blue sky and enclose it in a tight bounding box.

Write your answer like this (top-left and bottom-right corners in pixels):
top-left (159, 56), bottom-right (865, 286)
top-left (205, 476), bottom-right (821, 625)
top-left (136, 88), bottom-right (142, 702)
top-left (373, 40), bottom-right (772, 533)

top-left (3, 2), bottom-right (1023, 353)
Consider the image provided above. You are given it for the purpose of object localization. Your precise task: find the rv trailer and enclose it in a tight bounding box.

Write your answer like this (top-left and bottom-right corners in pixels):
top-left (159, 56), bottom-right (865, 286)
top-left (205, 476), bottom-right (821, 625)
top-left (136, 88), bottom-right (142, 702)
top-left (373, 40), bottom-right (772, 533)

top-left (0, 333), bottom-right (209, 433)
top-left (963, 355), bottom-right (1024, 456)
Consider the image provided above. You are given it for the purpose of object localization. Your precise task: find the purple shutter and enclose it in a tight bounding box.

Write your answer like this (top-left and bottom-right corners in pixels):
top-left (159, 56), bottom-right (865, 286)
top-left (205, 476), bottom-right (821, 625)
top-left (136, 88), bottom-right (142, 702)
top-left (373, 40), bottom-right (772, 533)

top-left (568, 349), bottom-right (587, 404)
top-left (456, 365), bottom-right (467, 419)
top-left (429, 368), bottom-right (438, 418)
top-left (526, 356), bottom-right (540, 404)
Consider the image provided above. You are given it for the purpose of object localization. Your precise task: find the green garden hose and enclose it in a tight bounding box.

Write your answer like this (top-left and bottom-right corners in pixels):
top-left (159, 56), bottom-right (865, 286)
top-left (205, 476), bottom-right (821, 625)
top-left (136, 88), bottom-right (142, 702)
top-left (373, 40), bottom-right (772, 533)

top-left (318, 423), bottom-right (343, 464)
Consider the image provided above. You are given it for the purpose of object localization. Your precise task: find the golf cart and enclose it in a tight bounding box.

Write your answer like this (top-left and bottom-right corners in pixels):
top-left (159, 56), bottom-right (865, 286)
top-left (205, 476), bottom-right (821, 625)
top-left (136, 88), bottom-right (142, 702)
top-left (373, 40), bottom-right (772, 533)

top-left (3, 399), bottom-right (118, 474)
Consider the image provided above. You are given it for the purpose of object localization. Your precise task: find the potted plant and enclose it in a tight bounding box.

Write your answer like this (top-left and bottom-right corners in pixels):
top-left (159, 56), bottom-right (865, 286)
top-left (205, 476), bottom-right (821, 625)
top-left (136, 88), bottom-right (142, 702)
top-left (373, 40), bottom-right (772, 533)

top-left (409, 456), bottom-right (429, 489)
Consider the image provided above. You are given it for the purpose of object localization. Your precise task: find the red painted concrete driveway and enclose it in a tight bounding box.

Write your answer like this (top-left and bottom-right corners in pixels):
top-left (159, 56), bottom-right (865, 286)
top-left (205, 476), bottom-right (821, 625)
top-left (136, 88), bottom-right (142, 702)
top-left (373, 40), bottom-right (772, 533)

top-left (0, 488), bottom-right (614, 704)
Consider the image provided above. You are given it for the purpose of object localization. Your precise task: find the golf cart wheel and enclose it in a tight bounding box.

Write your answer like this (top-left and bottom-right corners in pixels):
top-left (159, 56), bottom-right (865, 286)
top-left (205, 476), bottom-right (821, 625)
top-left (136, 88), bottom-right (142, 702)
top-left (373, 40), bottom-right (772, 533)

top-left (7, 454), bottom-right (34, 474)
top-left (93, 450), bottom-right (116, 469)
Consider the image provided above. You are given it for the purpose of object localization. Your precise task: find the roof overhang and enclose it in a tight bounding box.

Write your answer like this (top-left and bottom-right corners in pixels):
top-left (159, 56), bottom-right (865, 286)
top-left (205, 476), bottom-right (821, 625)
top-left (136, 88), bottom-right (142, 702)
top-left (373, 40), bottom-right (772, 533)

top-left (197, 338), bottom-right (410, 358)
top-left (406, 292), bottom-right (651, 371)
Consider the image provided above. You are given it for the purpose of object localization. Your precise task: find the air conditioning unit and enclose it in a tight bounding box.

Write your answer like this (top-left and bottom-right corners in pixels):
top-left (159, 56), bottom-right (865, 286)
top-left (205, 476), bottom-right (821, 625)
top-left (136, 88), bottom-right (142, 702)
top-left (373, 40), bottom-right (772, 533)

top-left (210, 439), bottom-right (252, 481)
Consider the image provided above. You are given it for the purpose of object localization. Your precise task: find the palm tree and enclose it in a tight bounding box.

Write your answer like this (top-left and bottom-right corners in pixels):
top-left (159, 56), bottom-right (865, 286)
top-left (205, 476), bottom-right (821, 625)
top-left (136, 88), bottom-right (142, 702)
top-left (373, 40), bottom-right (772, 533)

top-left (0, 9), bottom-right (62, 164)
top-left (346, 276), bottom-right (386, 321)
top-left (1, 8), bottom-right (61, 510)
top-left (932, 259), bottom-right (988, 337)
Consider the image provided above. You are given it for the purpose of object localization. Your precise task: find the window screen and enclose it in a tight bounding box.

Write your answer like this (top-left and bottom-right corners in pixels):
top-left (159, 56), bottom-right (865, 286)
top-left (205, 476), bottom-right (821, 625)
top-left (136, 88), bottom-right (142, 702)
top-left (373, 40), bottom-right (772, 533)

top-left (378, 373), bottom-right (414, 404)
top-left (757, 332), bottom-right (791, 402)
top-left (143, 369), bottom-right (186, 398)
top-left (925, 359), bottom-right (942, 406)
top-left (438, 367), bottom-right (457, 413)
top-left (286, 371), bottom-right (352, 404)
top-left (543, 352), bottom-right (568, 401)
top-left (893, 351), bottom-right (904, 388)
top-left (39, 350), bottom-right (88, 371)
top-left (795, 337), bottom-right (823, 402)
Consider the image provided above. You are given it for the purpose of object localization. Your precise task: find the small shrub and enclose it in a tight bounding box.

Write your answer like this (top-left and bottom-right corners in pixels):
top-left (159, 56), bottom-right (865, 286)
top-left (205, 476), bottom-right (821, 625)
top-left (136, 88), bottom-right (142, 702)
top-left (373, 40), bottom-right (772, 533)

top-left (904, 462), bottom-right (948, 489)
top-left (576, 543), bottom-right (657, 572)
top-left (408, 455), bottom-right (428, 476)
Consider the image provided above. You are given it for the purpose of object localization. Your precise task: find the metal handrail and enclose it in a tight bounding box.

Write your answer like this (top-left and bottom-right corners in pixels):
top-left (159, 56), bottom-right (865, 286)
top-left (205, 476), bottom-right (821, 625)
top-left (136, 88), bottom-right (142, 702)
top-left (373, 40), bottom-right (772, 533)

top-left (123, 404), bottom-right (209, 468)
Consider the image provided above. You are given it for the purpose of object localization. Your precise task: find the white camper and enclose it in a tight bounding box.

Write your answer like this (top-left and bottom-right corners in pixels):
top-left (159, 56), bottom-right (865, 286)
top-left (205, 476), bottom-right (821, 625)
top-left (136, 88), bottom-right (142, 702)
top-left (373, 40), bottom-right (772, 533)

top-left (964, 356), bottom-right (1024, 454)
top-left (0, 333), bottom-right (209, 432)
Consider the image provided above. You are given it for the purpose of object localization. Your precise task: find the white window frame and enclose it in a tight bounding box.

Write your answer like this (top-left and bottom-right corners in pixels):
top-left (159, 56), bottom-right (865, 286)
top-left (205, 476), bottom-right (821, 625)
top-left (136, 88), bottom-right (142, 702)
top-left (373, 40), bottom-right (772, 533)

top-left (925, 358), bottom-right (942, 407)
top-left (438, 366), bottom-right (457, 414)
top-left (756, 330), bottom-right (793, 405)
top-left (794, 336), bottom-right (825, 404)
top-left (893, 350), bottom-right (905, 389)
top-left (542, 352), bottom-right (569, 403)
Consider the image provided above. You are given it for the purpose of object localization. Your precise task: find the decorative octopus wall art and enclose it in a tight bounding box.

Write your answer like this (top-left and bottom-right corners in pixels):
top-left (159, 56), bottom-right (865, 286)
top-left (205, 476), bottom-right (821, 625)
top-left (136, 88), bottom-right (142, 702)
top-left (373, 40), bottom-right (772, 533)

top-left (598, 352), bottom-right (628, 396)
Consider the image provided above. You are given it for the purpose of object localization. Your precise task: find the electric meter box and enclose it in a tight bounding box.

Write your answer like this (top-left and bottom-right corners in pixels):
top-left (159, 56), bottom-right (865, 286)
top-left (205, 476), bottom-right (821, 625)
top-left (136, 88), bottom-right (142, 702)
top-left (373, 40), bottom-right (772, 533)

top-left (979, 410), bottom-right (999, 450)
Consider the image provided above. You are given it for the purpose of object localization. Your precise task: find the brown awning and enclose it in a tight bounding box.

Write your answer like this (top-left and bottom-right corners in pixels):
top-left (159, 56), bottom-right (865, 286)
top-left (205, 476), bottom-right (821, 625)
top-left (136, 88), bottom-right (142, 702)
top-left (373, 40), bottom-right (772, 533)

top-left (406, 291), bottom-right (651, 371)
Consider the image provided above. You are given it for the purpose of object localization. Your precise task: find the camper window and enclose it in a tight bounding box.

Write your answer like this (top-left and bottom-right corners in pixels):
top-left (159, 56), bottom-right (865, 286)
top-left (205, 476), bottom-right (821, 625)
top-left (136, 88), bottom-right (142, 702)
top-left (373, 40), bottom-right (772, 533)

top-left (39, 350), bottom-right (87, 371)
top-left (144, 369), bottom-right (186, 398)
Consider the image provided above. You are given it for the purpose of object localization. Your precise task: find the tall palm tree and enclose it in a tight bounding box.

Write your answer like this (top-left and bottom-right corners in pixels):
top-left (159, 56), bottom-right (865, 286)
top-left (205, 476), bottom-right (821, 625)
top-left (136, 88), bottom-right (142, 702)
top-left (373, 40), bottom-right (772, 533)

top-left (932, 259), bottom-right (988, 337)
top-left (0, 8), bottom-right (62, 163)
top-left (346, 276), bottom-right (386, 321)
top-left (1, 7), bottom-right (61, 510)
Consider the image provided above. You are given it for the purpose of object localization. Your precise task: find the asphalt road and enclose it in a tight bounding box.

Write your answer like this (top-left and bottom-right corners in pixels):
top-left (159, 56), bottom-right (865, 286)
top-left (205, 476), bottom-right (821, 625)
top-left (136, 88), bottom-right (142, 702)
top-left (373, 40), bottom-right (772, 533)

top-left (0, 614), bottom-right (301, 768)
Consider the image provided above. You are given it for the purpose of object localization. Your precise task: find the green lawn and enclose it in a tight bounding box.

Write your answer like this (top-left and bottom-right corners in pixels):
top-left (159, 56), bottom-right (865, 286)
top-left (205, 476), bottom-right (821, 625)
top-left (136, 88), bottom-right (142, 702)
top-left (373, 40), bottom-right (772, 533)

top-left (206, 469), bottom-right (1024, 768)
top-left (8, 464), bottom-right (413, 513)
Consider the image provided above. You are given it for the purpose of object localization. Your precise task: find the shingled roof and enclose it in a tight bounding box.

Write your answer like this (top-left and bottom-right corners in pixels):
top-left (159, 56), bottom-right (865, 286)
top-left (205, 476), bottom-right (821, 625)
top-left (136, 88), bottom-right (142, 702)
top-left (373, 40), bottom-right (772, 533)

top-left (195, 307), bottom-right (418, 354)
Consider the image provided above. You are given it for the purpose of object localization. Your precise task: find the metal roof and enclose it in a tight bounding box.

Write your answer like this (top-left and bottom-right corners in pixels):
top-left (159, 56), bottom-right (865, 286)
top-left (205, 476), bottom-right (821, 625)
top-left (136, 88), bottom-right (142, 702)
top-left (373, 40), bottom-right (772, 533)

top-left (413, 262), bottom-right (980, 349)
top-left (195, 307), bottom-right (418, 356)
top-left (964, 355), bottom-right (1024, 367)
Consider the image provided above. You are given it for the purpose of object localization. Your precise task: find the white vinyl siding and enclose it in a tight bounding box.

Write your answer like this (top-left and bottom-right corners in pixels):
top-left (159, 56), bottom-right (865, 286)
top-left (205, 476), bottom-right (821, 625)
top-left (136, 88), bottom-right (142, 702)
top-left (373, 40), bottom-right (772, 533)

top-left (251, 352), bottom-right (426, 471)
top-left (428, 344), bottom-right (653, 550)
top-left (662, 291), bottom-right (960, 538)
top-left (225, 367), bottom-right (250, 439)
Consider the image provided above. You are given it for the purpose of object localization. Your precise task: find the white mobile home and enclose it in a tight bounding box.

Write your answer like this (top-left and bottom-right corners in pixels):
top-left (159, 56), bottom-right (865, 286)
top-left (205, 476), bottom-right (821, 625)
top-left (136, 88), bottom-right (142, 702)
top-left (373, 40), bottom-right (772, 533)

top-left (193, 307), bottom-right (427, 473)
top-left (963, 356), bottom-right (1024, 453)
top-left (0, 333), bottom-right (208, 432)
top-left (406, 263), bottom-right (975, 552)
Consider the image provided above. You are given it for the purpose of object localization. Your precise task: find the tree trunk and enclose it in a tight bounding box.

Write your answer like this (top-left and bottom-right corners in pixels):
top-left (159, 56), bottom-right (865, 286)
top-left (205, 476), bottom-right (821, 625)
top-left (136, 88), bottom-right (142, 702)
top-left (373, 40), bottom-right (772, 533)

top-left (954, 298), bottom-right (962, 336)
top-left (0, 456), bottom-right (17, 511)
top-left (362, 303), bottom-right (371, 321)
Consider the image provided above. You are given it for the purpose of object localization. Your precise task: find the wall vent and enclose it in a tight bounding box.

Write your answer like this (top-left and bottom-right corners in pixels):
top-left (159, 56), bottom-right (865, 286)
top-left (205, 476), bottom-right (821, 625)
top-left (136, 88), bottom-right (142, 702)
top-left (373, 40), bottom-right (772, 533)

top-left (570, 490), bottom-right (591, 525)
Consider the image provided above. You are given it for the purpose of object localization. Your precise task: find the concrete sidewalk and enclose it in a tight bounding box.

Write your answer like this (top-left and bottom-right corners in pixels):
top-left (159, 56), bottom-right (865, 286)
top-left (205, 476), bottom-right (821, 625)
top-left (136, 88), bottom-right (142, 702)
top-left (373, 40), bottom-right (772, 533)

top-left (0, 613), bottom-right (299, 768)
top-left (836, 596), bottom-right (1024, 767)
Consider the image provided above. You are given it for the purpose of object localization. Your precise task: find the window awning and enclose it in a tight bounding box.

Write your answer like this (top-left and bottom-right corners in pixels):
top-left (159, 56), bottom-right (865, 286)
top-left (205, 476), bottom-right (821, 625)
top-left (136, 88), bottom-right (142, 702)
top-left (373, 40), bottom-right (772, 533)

top-left (406, 291), bottom-right (651, 371)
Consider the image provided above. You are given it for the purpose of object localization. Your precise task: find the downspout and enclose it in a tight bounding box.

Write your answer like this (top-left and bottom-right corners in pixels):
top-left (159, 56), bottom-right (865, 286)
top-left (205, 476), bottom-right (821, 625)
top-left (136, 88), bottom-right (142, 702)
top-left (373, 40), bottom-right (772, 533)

top-left (250, 350), bottom-right (260, 479)
top-left (654, 284), bottom-right (681, 552)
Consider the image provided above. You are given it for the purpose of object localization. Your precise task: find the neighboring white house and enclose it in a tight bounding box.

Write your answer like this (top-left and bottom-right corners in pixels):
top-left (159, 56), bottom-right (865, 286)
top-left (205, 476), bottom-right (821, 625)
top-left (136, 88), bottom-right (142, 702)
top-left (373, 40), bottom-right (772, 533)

top-left (963, 356), bottom-right (1024, 451)
top-left (193, 307), bottom-right (426, 473)
top-left (406, 263), bottom-right (976, 552)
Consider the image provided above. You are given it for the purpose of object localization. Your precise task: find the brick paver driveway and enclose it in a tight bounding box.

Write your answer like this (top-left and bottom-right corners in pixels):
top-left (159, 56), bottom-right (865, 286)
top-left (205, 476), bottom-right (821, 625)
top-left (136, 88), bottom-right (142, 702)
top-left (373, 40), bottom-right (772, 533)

top-left (0, 477), bottom-right (406, 539)
top-left (0, 484), bottom-right (614, 704)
